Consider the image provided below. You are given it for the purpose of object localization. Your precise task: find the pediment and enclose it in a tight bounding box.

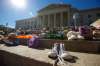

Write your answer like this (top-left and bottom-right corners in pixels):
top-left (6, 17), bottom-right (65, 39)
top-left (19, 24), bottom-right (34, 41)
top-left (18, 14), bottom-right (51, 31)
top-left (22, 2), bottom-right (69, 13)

top-left (38, 4), bottom-right (71, 12)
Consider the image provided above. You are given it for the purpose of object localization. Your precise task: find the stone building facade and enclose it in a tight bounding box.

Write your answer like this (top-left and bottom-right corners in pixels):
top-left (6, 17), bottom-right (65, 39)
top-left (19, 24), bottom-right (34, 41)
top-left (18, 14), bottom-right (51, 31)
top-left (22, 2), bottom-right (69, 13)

top-left (37, 4), bottom-right (100, 29)
top-left (16, 4), bottom-right (100, 30)
top-left (15, 17), bottom-right (37, 30)
top-left (37, 4), bottom-right (79, 29)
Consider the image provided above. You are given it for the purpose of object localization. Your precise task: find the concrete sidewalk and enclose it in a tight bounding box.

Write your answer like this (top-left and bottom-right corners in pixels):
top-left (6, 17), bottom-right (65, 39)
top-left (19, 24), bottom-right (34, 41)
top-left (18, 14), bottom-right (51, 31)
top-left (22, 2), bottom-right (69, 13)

top-left (0, 44), bottom-right (100, 66)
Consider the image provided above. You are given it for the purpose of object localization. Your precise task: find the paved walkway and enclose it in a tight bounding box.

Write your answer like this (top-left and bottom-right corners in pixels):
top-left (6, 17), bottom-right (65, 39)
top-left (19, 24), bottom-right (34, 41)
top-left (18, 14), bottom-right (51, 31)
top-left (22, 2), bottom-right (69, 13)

top-left (0, 44), bottom-right (100, 66)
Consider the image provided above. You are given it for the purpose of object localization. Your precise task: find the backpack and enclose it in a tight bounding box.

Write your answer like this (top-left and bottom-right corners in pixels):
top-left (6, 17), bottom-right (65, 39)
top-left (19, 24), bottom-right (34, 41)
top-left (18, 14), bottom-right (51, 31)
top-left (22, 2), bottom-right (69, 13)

top-left (28, 36), bottom-right (40, 48)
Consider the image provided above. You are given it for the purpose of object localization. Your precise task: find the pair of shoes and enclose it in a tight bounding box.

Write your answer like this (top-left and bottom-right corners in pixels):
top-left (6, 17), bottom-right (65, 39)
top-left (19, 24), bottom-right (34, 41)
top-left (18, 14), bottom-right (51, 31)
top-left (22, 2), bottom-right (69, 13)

top-left (48, 43), bottom-right (70, 60)
top-left (48, 43), bottom-right (58, 60)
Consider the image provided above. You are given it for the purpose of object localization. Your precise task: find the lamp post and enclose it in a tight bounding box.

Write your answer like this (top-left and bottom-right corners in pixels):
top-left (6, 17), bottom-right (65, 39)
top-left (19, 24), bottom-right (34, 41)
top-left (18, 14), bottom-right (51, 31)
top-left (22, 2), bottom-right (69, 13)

top-left (5, 23), bottom-right (8, 35)
top-left (73, 12), bottom-right (79, 29)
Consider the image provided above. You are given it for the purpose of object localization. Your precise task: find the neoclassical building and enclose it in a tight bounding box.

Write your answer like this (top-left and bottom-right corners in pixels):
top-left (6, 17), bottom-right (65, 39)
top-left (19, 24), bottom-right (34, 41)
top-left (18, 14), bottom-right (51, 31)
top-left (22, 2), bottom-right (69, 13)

top-left (37, 4), bottom-right (100, 29)
top-left (16, 4), bottom-right (100, 30)
top-left (37, 4), bottom-right (79, 29)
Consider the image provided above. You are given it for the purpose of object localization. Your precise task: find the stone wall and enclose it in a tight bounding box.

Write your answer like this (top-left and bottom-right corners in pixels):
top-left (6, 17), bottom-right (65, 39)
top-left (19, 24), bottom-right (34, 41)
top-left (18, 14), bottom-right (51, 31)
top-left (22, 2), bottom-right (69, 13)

top-left (39, 39), bottom-right (100, 53)
top-left (0, 45), bottom-right (100, 66)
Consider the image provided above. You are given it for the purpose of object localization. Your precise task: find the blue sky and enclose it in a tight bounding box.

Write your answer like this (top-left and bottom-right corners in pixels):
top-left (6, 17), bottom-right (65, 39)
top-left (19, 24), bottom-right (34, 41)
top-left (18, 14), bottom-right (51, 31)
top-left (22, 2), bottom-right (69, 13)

top-left (0, 0), bottom-right (100, 28)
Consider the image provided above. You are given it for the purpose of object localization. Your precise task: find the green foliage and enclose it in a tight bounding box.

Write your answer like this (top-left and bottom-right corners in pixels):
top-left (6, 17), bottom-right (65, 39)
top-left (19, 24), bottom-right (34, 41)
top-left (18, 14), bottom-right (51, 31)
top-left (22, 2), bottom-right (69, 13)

top-left (45, 32), bottom-right (65, 40)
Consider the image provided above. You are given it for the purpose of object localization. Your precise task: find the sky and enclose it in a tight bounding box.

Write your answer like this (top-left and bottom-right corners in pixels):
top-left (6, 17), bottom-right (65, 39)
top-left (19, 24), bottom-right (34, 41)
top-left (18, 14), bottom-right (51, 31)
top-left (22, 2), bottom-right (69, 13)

top-left (0, 0), bottom-right (100, 28)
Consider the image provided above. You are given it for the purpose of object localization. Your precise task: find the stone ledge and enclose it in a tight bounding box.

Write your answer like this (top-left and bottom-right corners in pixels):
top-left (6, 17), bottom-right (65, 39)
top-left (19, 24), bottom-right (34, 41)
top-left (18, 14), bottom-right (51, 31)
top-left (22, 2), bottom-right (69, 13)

top-left (39, 39), bottom-right (100, 53)
top-left (0, 50), bottom-right (52, 66)
top-left (0, 45), bottom-right (100, 66)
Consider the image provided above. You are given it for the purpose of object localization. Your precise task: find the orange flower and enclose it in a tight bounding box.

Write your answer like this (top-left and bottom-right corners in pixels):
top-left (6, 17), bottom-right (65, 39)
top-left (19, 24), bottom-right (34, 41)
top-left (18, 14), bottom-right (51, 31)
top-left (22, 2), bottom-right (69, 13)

top-left (16, 35), bottom-right (32, 39)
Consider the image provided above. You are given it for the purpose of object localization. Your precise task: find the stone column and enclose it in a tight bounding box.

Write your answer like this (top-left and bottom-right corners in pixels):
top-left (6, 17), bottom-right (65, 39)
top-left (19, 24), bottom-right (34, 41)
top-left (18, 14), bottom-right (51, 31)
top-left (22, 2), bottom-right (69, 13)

top-left (41, 16), bottom-right (44, 28)
top-left (45, 16), bottom-right (47, 27)
top-left (40, 16), bottom-right (42, 28)
top-left (39, 16), bottom-right (41, 28)
top-left (60, 12), bottom-right (63, 27)
top-left (48, 15), bottom-right (50, 28)
top-left (54, 13), bottom-right (56, 28)
top-left (68, 8), bottom-right (70, 26)
top-left (37, 16), bottom-right (40, 28)
top-left (42, 16), bottom-right (44, 27)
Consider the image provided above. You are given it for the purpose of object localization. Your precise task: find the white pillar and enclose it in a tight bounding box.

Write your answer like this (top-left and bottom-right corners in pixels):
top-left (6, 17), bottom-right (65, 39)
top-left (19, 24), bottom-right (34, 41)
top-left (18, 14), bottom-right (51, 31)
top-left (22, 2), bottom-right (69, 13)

top-left (39, 16), bottom-right (41, 28)
top-left (60, 12), bottom-right (63, 27)
top-left (68, 8), bottom-right (70, 26)
top-left (48, 15), bottom-right (50, 28)
top-left (54, 14), bottom-right (56, 28)
top-left (41, 16), bottom-right (44, 28)
top-left (42, 16), bottom-right (45, 27)
top-left (37, 16), bottom-right (40, 28)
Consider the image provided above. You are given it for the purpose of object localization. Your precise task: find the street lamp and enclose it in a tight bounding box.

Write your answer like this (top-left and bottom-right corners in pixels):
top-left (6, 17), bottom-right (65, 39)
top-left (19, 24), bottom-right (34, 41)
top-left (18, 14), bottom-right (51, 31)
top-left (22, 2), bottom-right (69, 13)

top-left (73, 12), bottom-right (80, 29)
top-left (5, 23), bottom-right (8, 35)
